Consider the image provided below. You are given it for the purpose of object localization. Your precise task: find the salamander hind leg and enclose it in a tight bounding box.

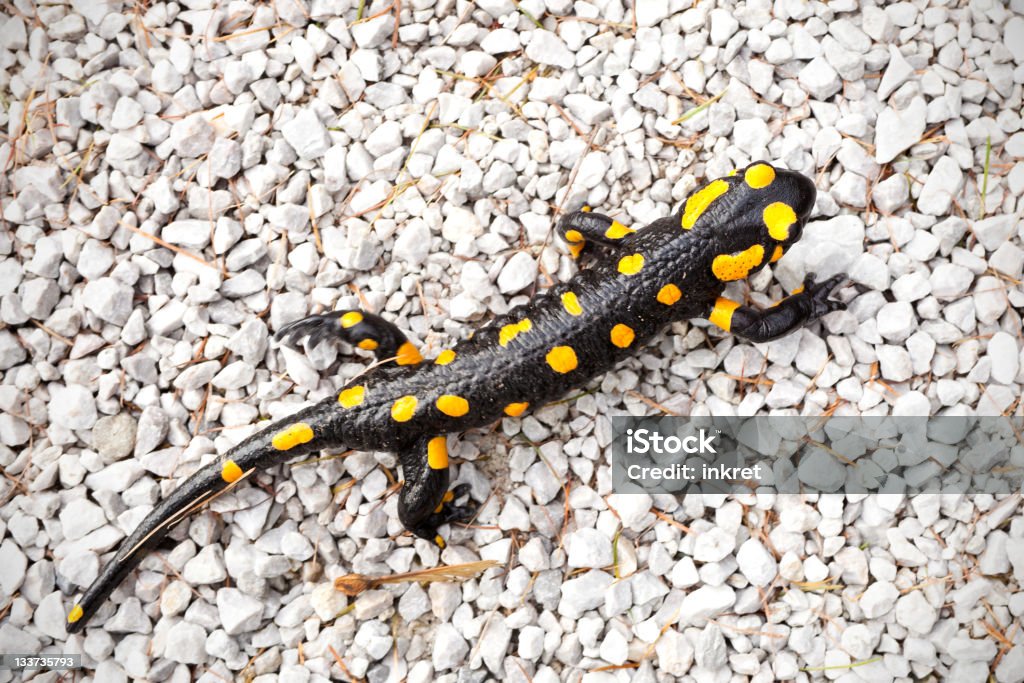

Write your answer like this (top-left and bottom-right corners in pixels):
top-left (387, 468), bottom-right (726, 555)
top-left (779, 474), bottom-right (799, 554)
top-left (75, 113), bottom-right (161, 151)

top-left (275, 309), bottom-right (422, 366)
top-left (397, 436), bottom-right (476, 548)
top-left (557, 208), bottom-right (635, 258)
top-left (708, 273), bottom-right (847, 343)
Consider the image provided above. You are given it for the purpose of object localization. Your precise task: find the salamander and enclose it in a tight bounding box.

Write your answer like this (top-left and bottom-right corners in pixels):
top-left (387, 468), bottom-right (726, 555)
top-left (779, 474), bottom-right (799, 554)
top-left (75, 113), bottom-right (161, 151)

top-left (65, 162), bottom-right (845, 632)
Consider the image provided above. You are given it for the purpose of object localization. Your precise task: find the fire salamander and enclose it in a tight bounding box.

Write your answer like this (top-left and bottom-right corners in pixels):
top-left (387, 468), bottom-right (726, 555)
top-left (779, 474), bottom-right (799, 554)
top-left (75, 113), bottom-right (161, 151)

top-left (65, 162), bottom-right (846, 632)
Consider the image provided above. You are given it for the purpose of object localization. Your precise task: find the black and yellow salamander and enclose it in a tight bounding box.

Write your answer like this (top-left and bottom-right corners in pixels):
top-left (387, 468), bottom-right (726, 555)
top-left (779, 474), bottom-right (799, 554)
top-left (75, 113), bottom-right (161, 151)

top-left (65, 162), bottom-right (846, 632)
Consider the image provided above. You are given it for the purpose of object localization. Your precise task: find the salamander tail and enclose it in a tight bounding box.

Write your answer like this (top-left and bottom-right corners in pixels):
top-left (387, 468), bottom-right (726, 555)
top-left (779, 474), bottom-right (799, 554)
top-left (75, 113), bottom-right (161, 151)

top-left (66, 401), bottom-right (341, 633)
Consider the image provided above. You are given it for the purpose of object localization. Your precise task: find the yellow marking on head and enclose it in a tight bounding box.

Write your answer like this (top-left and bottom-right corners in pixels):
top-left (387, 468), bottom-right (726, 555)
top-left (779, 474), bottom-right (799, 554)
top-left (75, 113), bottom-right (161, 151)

top-left (434, 534), bottom-right (446, 548)
top-left (771, 245), bottom-right (784, 263)
top-left (564, 229), bottom-right (584, 243)
top-left (504, 402), bottom-right (529, 417)
top-left (610, 324), bottom-right (635, 348)
top-left (763, 202), bottom-right (797, 241)
top-left (427, 435), bottom-right (448, 469)
top-left (68, 604), bottom-right (84, 624)
top-left (436, 395), bottom-right (469, 417)
top-left (499, 318), bottom-right (533, 347)
top-left (712, 244), bottom-right (765, 281)
top-left (435, 349), bottom-right (456, 365)
top-left (561, 292), bottom-right (583, 316)
top-left (681, 179), bottom-right (729, 229)
top-left (272, 423), bottom-right (315, 451)
top-left (581, 206), bottom-right (591, 212)
top-left (391, 395), bottom-right (418, 422)
top-left (657, 284), bottom-right (682, 306)
top-left (222, 460), bottom-right (243, 483)
top-left (396, 341), bottom-right (423, 365)
top-left (568, 242), bottom-right (585, 259)
top-left (744, 164), bottom-right (776, 189)
top-left (546, 346), bottom-right (578, 374)
top-left (617, 253), bottom-right (645, 276)
top-left (339, 385), bottom-right (365, 408)
top-left (709, 298), bottom-right (741, 331)
top-left (340, 311), bottom-right (363, 328)
top-left (357, 339), bottom-right (378, 351)
top-left (604, 221), bottom-right (635, 240)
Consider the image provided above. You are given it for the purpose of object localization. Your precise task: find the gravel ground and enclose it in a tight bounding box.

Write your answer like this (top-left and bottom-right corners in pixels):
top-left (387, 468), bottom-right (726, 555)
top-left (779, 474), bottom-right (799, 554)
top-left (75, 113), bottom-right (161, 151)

top-left (1, 0), bottom-right (1024, 681)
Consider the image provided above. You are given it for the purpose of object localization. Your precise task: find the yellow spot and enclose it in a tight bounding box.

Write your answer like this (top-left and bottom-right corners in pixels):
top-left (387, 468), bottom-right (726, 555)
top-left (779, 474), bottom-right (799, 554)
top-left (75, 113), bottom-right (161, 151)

top-left (657, 284), bottom-right (682, 306)
top-left (744, 164), bottom-right (776, 189)
top-left (340, 311), bottom-right (363, 328)
top-left (564, 229), bottom-right (584, 243)
top-left (568, 242), bottom-right (585, 259)
top-left (562, 292), bottom-right (583, 316)
top-left (391, 395), bottom-right (418, 422)
top-left (221, 459), bottom-right (243, 483)
top-left (727, 169), bottom-right (738, 177)
top-left (435, 349), bottom-right (456, 365)
top-left (499, 318), bottom-right (533, 347)
top-left (771, 245), bottom-right (784, 263)
top-left (427, 436), bottom-right (448, 469)
top-left (712, 244), bottom-right (765, 281)
top-left (436, 395), bottom-right (470, 417)
top-left (763, 202), bottom-right (797, 241)
top-left (617, 253), bottom-right (645, 276)
top-left (68, 604), bottom-right (83, 624)
top-left (581, 206), bottom-right (592, 212)
top-left (709, 298), bottom-right (741, 331)
top-left (610, 324), bottom-right (635, 348)
top-left (546, 346), bottom-right (578, 374)
top-left (434, 534), bottom-right (446, 548)
top-left (272, 423), bottom-right (315, 451)
top-left (357, 339), bottom-right (378, 351)
top-left (504, 402), bottom-right (529, 417)
top-left (604, 221), bottom-right (635, 239)
top-left (339, 385), bottom-right (365, 408)
top-left (434, 489), bottom-right (455, 512)
top-left (681, 179), bottom-right (729, 229)
top-left (396, 341), bottom-right (422, 365)
top-left (791, 284), bottom-right (805, 295)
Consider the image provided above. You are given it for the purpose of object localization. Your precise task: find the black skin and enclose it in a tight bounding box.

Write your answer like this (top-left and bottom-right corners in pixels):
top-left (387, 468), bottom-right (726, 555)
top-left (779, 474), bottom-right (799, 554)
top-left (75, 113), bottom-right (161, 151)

top-left (65, 163), bottom-right (846, 632)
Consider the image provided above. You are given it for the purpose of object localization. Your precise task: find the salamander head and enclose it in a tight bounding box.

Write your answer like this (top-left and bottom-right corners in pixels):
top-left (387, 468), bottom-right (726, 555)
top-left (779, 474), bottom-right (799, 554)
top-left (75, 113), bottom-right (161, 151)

top-left (680, 162), bottom-right (817, 282)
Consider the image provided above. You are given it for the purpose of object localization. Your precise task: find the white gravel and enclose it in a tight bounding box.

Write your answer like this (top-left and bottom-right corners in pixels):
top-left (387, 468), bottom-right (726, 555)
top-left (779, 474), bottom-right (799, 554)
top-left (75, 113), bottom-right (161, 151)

top-left (1, 0), bottom-right (1023, 681)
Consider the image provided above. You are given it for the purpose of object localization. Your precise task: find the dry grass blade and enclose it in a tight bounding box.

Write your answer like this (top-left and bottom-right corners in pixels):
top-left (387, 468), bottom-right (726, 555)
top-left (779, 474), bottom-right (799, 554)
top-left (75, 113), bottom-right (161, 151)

top-left (979, 135), bottom-right (992, 220)
top-left (791, 577), bottom-right (845, 592)
top-left (327, 644), bottom-right (365, 683)
top-left (802, 438), bottom-right (857, 466)
top-left (671, 87), bottom-right (728, 125)
top-left (116, 218), bottom-right (220, 271)
top-left (334, 560), bottom-right (501, 596)
top-left (800, 656), bottom-right (881, 672)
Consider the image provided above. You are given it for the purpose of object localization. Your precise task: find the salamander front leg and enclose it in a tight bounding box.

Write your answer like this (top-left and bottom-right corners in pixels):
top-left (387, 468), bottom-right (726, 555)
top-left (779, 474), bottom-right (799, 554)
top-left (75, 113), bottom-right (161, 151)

top-left (275, 309), bottom-right (422, 366)
top-left (397, 436), bottom-right (476, 548)
top-left (557, 208), bottom-right (635, 258)
top-left (708, 273), bottom-right (847, 343)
